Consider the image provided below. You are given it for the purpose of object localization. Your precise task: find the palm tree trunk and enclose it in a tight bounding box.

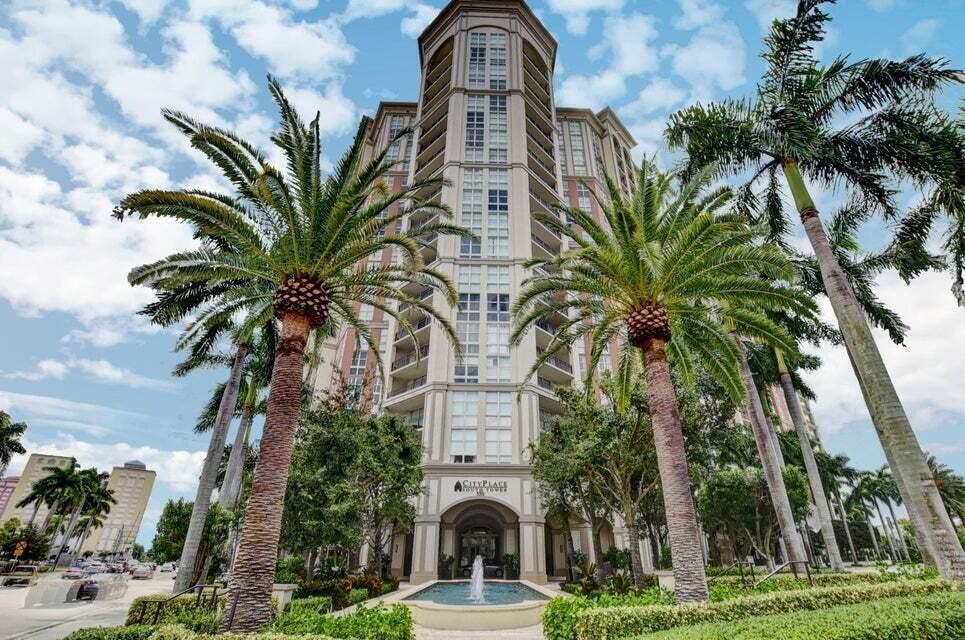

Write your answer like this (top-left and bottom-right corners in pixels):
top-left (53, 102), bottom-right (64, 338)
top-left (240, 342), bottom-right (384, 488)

top-left (27, 503), bottom-right (40, 528)
top-left (53, 499), bottom-right (86, 568)
top-left (865, 508), bottom-right (882, 560)
top-left (776, 354), bottom-right (845, 570)
top-left (219, 384), bottom-right (255, 511)
top-left (220, 313), bottom-right (312, 632)
top-left (872, 498), bottom-right (898, 562)
top-left (733, 335), bottom-right (808, 565)
top-left (886, 500), bottom-right (911, 562)
top-left (175, 341), bottom-right (248, 592)
top-left (41, 500), bottom-right (60, 533)
top-left (640, 337), bottom-right (708, 603)
top-left (627, 523), bottom-right (644, 587)
top-left (834, 488), bottom-right (858, 564)
top-left (784, 160), bottom-right (965, 579)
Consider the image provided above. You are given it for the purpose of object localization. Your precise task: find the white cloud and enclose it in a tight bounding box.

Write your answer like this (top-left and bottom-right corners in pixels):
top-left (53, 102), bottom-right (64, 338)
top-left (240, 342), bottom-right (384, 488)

top-left (6, 435), bottom-right (205, 492)
top-left (674, 0), bottom-right (724, 30)
top-left (0, 390), bottom-right (144, 432)
top-left (0, 107), bottom-right (44, 165)
top-left (924, 440), bottom-right (965, 456)
top-left (901, 18), bottom-right (942, 54)
top-left (400, 3), bottom-right (441, 39)
top-left (546, 0), bottom-right (625, 36)
top-left (117, 0), bottom-right (172, 25)
top-left (621, 78), bottom-right (687, 118)
top-left (743, 0), bottom-right (796, 31)
top-left (342, 0), bottom-right (408, 21)
top-left (284, 83), bottom-right (359, 138)
top-left (5, 358), bottom-right (175, 391)
top-left (664, 22), bottom-right (747, 101)
top-left (556, 12), bottom-right (659, 109)
top-left (802, 270), bottom-right (965, 439)
top-left (866, 0), bottom-right (898, 11)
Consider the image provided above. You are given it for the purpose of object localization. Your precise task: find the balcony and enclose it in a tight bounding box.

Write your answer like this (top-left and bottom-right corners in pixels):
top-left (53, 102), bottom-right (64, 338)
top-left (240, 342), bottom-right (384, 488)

top-left (531, 215), bottom-right (563, 251)
top-left (531, 234), bottom-right (559, 259)
top-left (527, 130), bottom-right (555, 170)
top-left (391, 344), bottom-right (430, 378)
top-left (388, 375), bottom-right (427, 398)
top-left (395, 315), bottom-right (432, 345)
top-left (397, 287), bottom-right (434, 313)
top-left (415, 145), bottom-right (445, 181)
top-left (537, 347), bottom-right (573, 384)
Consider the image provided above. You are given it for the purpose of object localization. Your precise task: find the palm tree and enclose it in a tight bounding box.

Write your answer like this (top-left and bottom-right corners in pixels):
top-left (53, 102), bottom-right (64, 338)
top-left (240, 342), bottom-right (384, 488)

top-left (666, 0), bottom-right (965, 578)
top-left (927, 454), bottom-right (965, 531)
top-left (873, 466), bottom-right (911, 562)
top-left (69, 483), bottom-right (116, 563)
top-left (116, 77), bottom-right (463, 631)
top-left (53, 468), bottom-right (109, 567)
top-left (16, 459), bottom-right (82, 531)
top-left (511, 160), bottom-right (812, 602)
top-left (822, 452), bottom-right (861, 563)
top-left (847, 473), bottom-right (887, 561)
top-left (0, 412), bottom-right (27, 478)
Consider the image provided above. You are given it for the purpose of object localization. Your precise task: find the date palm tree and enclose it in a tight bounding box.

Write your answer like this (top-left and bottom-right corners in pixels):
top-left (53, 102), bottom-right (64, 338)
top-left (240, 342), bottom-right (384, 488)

top-left (666, 0), bottom-right (965, 578)
top-left (512, 160), bottom-right (812, 602)
top-left (0, 412), bottom-right (27, 478)
top-left (116, 77), bottom-right (462, 631)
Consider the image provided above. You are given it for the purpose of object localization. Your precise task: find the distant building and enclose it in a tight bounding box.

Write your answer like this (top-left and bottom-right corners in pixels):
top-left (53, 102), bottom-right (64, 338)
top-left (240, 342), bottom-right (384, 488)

top-left (0, 477), bottom-right (20, 517)
top-left (82, 460), bottom-right (155, 556)
top-left (0, 454), bottom-right (75, 525)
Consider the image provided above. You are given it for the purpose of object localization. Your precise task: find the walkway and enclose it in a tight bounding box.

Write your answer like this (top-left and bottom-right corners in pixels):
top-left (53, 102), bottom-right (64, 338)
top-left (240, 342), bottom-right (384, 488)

top-left (415, 624), bottom-right (543, 639)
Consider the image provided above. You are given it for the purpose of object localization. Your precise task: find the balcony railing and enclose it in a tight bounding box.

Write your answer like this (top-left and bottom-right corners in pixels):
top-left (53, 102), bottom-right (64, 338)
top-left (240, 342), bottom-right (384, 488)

top-left (537, 376), bottom-right (555, 391)
top-left (395, 315), bottom-right (431, 340)
top-left (397, 288), bottom-right (433, 312)
top-left (392, 345), bottom-right (430, 371)
top-left (532, 235), bottom-right (559, 257)
top-left (537, 347), bottom-right (572, 373)
top-left (535, 319), bottom-right (557, 335)
top-left (389, 375), bottom-right (427, 397)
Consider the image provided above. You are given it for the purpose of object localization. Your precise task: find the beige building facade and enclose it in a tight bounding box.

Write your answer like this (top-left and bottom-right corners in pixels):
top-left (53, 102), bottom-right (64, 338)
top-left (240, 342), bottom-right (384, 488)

top-left (308, 0), bottom-right (642, 584)
top-left (82, 460), bottom-right (155, 555)
top-left (0, 453), bottom-right (75, 526)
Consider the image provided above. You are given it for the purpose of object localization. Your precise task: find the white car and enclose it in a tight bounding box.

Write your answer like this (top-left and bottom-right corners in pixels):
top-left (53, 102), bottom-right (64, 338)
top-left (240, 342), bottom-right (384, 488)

top-left (159, 563), bottom-right (175, 572)
top-left (132, 564), bottom-right (154, 579)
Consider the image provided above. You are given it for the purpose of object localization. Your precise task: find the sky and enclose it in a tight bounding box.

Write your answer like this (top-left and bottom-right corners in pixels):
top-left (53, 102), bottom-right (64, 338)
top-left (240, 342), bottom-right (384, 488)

top-left (0, 0), bottom-right (962, 546)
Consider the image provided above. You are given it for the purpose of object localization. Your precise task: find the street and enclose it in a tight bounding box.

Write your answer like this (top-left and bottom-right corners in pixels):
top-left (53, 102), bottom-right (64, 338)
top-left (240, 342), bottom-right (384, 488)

top-left (1, 572), bottom-right (174, 640)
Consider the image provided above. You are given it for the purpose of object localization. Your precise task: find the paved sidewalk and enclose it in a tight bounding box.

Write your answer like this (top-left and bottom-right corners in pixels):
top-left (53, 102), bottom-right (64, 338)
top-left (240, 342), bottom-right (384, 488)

top-left (415, 624), bottom-right (543, 639)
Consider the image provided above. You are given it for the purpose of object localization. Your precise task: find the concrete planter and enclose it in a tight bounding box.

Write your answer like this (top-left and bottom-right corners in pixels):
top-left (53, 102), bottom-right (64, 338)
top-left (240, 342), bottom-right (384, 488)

top-left (272, 583), bottom-right (299, 613)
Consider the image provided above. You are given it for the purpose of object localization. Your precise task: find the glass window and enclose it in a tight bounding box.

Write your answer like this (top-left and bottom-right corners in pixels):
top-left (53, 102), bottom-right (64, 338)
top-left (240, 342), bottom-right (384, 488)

top-left (592, 135), bottom-right (604, 177)
top-left (456, 271), bottom-right (480, 383)
top-left (488, 95), bottom-right (508, 164)
top-left (465, 95), bottom-right (485, 162)
top-left (461, 169), bottom-right (483, 258)
top-left (489, 33), bottom-right (507, 90)
top-left (451, 391), bottom-right (479, 463)
top-left (468, 32), bottom-right (486, 89)
top-left (576, 183), bottom-right (592, 214)
top-left (487, 169), bottom-right (509, 257)
top-left (485, 392), bottom-right (512, 463)
top-left (486, 323), bottom-right (510, 382)
top-left (555, 122), bottom-right (568, 175)
top-left (359, 304), bottom-right (374, 321)
top-left (569, 121), bottom-right (587, 175)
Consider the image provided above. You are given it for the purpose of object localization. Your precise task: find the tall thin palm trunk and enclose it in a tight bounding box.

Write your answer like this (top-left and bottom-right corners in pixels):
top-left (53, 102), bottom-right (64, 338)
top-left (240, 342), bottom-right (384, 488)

top-left (53, 498), bottom-right (86, 568)
top-left (27, 503), bottom-right (40, 528)
top-left (864, 506), bottom-right (882, 559)
top-left (886, 500), bottom-right (911, 562)
top-left (784, 160), bottom-right (965, 579)
top-left (641, 338), bottom-right (708, 603)
top-left (175, 342), bottom-right (248, 592)
top-left (776, 351), bottom-right (844, 570)
top-left (219, 382), bottom-right (256, 510)
top-left (221, 313), bottom-right (312, 631)
top-left (733, 335), bottom-right (808, 565)
top-left (41, 500), bottom-right (60, 533)
top-left (834, 488), bottom-right (858, 564)
top-left (872, 498), bottom-right (898, 562)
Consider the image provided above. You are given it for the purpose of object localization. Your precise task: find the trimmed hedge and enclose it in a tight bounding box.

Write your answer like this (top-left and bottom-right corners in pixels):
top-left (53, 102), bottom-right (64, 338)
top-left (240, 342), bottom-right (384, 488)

top-left (125, 591), bottom-right (221, 626)
top-left (65, 626), bottom-right (158, 640)
top-left (66, 626), bottom-right (340, 640)
top-left (638, 592), bottom-right (965, 639)
top-left (543, 589), bottom-right (675, 640)
top-left (348, 588), bottom-right (369, 605)
top-left (286, 596), bottom-right (334, 615)
top-left (575, 579), bottom-right (953, 640)
top-left (270, 602), bottom-right (414, 640)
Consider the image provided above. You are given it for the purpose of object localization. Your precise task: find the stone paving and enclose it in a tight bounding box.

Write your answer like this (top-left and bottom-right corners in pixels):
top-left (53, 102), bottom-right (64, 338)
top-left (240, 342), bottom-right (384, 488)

top-left (415, 623), bottom-right (544, 639)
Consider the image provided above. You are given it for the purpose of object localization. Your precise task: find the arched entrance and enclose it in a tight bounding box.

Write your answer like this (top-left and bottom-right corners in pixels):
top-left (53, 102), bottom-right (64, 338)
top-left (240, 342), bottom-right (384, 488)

top-left (440, 499), bottom-right (519, 579)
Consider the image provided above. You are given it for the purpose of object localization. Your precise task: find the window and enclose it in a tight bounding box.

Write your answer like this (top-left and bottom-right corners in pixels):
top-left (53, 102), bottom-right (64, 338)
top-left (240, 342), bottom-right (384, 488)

top-left (569, 122), bottom-right (587, 175)
top-left (487, 169), bottom-right (509, 257)
top-left (465, 95), bottom-right (485, 162)
top-left (555, 122), bottom-right (568, 175)
top-left (386, 115), bottom-right (405, 167)
top-left (456, 266), bottom-right (480, 383)
top-left (348, 347), bottom-right (367, 398)
top-left (489, 33), bottom-right (507, 90)
top-left (576, 183), bottom-right (592, 214)
top-left (451, 391), bottom-right (478, 463)
top-left (592, 135), bottom-right (604, 177)
top-left (461, 169), bottom-right (483, 258)
top-left (486, 322), bottom-right (510, 382)
top-left (539, 411), bottom-right (553, 433)
top-left (468, 33), bottom-right (486, 89)
top-left (488, 95), bottom-right (508, 163)
top-left (359, 304), bottom-right (374, 321)
top-left (485, 392), bottom-right (512, 463)
top-left (487, 265), bottom-right (509, 322)
top-left (405, 408), bottom-right (424, 427)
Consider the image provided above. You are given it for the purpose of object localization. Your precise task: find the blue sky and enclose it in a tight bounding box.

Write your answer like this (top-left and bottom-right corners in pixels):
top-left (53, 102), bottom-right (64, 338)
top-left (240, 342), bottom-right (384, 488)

top-left (0, 0), bottom-right (962, 546)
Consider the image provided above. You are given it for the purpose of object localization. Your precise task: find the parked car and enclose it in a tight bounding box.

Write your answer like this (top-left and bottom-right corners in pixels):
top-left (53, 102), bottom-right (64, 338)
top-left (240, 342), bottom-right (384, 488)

top-left (131, 564), bottom-right (154, 579)
top-left (159, 562), bottom-right (175, 573)
top-left (62, 567), bottom-right (85, 580)
top-left (1, 565), bottom-right (40, 587)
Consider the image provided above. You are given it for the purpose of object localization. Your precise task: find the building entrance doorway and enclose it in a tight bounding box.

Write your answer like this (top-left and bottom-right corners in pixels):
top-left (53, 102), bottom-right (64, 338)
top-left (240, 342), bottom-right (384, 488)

top-left (440, 499), bottom-right (519, 579)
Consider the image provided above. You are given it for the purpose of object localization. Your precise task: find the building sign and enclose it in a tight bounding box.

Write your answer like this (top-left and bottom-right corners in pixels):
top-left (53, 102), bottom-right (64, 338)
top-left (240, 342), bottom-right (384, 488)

top-left (454, 479), bottom-right (508, 494)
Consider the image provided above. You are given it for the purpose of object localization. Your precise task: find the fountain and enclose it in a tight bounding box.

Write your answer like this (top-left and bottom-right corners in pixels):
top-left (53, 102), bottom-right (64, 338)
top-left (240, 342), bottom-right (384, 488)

top-left (469, 555), bottom-right (485, 603)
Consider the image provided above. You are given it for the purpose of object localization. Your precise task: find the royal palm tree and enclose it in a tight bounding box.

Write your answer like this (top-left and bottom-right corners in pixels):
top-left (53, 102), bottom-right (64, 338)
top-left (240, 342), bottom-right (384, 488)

top-left (873, 466), bottom-right (911, 562)
top-left (53, 468), bottom-right (110, 567)
top-left (926, 454), bottom-right (965, 533)
top-left (847, 473), bottom-right (887, 561)
top-left (16, 459), bottom-right (82, 531)
top-left (0, 412), bottom-right (27, 478)
top-left (511, 160), bottom-right (812, 602)
top-left (69, 483), bottom-right (116, 563)
top-left (116, 77), bottom-right (463, 630)
top-left (666, 0), bottom-right (965, 577)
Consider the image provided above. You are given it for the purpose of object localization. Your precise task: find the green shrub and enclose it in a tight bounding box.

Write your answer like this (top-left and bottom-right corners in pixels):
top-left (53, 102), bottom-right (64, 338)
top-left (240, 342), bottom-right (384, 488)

top-left (576, 579), bottom-right (953, 640)
top-left (561, 583), bottom-right (583, 596)
top-left (287, 596), bottom-right (333, 615)
top-left (348, 588), bottom-right (369, 605)
top-left (638, 592), bottom-right (965, 639)
top-left (126, 592), bottom-right (220, 626)
top-left (543, 589), bottom-right (675, 640)
top-left (65, 626), bottom-right (158, 640)
top-left (271, 602), bottom-right (413, 640)
top-left (145, 625), bottom-right (196, 640)
top-left (275, 557), bottom-right (305, 584)
top-left (295, 579), bottom-right (350, 609)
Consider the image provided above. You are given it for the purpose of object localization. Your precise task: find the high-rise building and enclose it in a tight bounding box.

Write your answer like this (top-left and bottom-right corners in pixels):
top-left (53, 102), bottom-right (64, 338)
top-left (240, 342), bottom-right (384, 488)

top-left (308, 0), bottom-right (639, 584)
top-left (0, 454), bottom-right (75, 525)
top-left (82, 460), bottom-right (155, 556)
top-left (0, 476), bottom-right (20, 518)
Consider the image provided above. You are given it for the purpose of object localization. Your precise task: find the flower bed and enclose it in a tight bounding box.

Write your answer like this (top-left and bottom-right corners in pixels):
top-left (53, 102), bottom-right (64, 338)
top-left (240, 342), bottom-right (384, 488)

top-left (574, 579), bottom-right (952, 640)
top-left (636, 591), bottom-right (965, 639)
